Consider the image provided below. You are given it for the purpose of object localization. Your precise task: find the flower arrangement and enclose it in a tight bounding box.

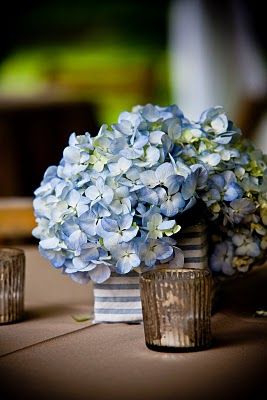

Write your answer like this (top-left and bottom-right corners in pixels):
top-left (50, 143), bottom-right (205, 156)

top-left (33, 104), bottom-right (267, 283)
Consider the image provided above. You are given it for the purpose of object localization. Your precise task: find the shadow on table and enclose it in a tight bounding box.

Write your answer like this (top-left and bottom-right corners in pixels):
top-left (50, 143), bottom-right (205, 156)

top-left (23, 303), bottom-right (92, 322)
top-left (212, 321), bottom-right (267, 350)
top-left (213, 263), bottom-right (267, 317)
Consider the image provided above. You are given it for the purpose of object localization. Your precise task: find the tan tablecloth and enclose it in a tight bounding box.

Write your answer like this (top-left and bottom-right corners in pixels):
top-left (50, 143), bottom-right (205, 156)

top-left (0, 246), bottom-right (267, 400)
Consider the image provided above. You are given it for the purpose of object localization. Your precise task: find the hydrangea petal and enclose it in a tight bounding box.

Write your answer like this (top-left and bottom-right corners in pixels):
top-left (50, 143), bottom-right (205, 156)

top-left (63, 146), bottom-right (80, 164)
top-left (166, 175), bottom-right (184, 195)
top-left (155, 243), bottom-right (173, 260)
top-left (139, 170), bottom-right (157, 187)
top-left (155, 162), bottom-right (174, 183)
top-left (119, 214), bottom-right (133, 230)
top-left (181, 173), bottom-right (197, 200)
top-left (199, 153), bottom-right (221, 166)
top-left (158, 220), bottom-right (176, 230)
top-left (168, 247), bottom-right (184, 268)
top-left (89, 265), bottom-right (111, 283)
top-left (144, 250), bottom-right (157, 267)
top-left (149, 130), bottom-right (165, 144)
top-left (70, 272), bottom-right (90, 284)
top-left (138, 187), bottom-right (158, 205)
top-left (103, 233), bottom-right (121, 249)
top-left (101, 218), bottom-right (118, 233)
top-left (67, 190), bottom-right (81, 208)
top-left (121, 226), bottom-right (139, 242)
top-left (116, 257), bottom-right (133, 274)
top-left (102, 186), bottom-right (114, 204)
top-left (68, 230), bottom-right (87, 250)
top-left (40, 237), bottom-right (59, 250)
top-left (85, 186), bottom-right (99, 201)
top-left (160, 199), bottom-right (177, 217)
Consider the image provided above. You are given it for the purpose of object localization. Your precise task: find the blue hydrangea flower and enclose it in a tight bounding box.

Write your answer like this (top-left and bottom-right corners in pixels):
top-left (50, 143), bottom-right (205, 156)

top-left (224, 198), bottom-right (256, 224)
top-left (208, 171), bottom-right (243, 202)
top-left (144, 212), bottom-right (180, 239)
top-left (85, 177), bottom-right (114, 207)
top-left (111, 242), bottom-right (141, 274)
top-left (210, 241), bottom-right (235, 275)
top-left (200, 106), bottom-right (228, 134)
top-left (98, 214), bottom-right (139, 250)
top-left (33, 103), bottom-right (267, 281)
top-left (139, 238), bottom-right (174, 268)
top-left (232, 231), bottom-right (260, 257)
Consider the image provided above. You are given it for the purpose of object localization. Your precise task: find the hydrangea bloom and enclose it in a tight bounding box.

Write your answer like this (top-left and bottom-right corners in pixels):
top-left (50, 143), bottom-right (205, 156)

top-left (33, 104), bottom-right (267, 282)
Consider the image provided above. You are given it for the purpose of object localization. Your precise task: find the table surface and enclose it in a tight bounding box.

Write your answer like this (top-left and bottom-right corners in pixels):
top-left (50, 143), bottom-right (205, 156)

top-left (0, 246), bottom-right (267, 400)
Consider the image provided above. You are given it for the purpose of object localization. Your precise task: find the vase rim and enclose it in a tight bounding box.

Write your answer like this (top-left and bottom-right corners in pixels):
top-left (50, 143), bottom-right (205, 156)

top-left (140, 268), bottom-right (211, 280)
top-left (0, 247), bottom-right (25, 258)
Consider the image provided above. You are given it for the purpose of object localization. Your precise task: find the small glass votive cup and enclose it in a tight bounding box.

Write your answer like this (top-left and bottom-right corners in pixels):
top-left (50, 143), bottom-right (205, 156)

top-left (0, 248), bottom-right (25, 324)
top-left (139, 268), bottom-right (212, 352)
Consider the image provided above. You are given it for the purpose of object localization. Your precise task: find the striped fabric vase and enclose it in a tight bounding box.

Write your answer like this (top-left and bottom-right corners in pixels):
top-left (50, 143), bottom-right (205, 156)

top-left (93, 221), bottom-right (208, 323)
top-left (176, 221), bottom-right (208, 269)
top-left (93, 271), bottom-right (142, 323)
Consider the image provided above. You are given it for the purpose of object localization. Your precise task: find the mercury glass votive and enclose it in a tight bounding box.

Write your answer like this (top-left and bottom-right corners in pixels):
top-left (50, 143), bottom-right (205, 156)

top-left (0, 248), bottom-right (25, 324)
top-left (139, 268), bottom-right (212, 352)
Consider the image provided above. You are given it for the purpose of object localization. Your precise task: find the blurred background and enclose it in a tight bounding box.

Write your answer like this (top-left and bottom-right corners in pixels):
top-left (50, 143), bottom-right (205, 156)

top-left (0, 0), bottom-right (266, 244)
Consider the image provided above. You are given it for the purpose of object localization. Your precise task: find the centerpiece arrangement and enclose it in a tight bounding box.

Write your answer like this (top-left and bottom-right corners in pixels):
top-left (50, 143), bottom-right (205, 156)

top-left (33, 103), bottom-right (267, 325)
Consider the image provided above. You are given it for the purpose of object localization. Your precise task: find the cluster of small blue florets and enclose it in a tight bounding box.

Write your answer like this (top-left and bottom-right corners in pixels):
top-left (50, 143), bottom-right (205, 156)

top-left (33, 104), bottom-right (267, 282)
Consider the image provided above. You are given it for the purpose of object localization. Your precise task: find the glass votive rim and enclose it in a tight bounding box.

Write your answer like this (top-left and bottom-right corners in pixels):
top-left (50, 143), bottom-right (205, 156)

top-left (0, 247), bottom-right (25, 259)
top-left (141, 267), bottom-right (211, 281)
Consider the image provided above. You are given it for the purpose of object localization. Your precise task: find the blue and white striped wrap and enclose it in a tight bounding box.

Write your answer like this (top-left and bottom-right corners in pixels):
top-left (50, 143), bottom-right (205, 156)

top-left (177, 221), bottom-right (208, 269)
top-left (93, 271), bottom-right (142, 323)
top-left (93, 222), bottom-right (208, 323)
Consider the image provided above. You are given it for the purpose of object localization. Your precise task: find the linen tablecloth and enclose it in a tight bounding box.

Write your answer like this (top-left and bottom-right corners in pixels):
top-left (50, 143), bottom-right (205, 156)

top-left (0, 246), bottom-right (267, 400)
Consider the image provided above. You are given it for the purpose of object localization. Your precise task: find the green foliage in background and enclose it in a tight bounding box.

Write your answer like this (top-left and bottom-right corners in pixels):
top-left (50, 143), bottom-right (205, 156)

top-left (0, 44), bottom-right (171, 125)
